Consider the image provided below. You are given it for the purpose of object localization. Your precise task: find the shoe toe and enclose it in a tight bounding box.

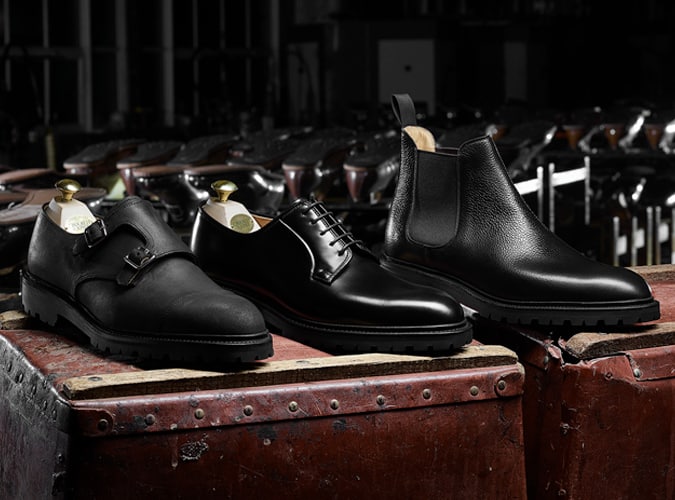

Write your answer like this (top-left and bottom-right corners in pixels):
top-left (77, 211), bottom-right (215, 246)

top-left (596, 265), bottom-right (654, 302)
top-left (162, 289), bottom-right (267, 335)
top-left (385, 287), bottom-right (465, 327)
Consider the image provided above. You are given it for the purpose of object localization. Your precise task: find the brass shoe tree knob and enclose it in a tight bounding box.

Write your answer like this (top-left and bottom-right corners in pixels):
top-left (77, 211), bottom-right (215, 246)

top-left (212, 180), bottom-right (238, 203)
top-left (55, 178), bottom-right (82, 202)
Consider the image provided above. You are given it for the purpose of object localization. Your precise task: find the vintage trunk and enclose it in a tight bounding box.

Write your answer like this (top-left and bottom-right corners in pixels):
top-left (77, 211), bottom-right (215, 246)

top-left (473, 264), bottom-right (675, 500)
top-left (0, 308), bottom-right (527, 499)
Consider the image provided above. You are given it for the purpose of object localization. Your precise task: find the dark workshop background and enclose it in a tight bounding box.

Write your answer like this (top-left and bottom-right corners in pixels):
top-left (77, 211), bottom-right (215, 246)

top-left (0, 0), bottom-right (673, 167)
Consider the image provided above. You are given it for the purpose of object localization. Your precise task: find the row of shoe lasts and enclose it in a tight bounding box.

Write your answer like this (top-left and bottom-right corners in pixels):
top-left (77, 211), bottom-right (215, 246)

top-left (0, 108), bottom-right (567, 257)
top-left (75, 126), bottom-right (402, 225)
top-left (3, 92), bottom-right (663, 367)
top-left (1, 111), bottom-right (563, 237)
top-left (548, 103), bottom-right (675, 154)
top-left (546, 104), bottom-right (675, 222)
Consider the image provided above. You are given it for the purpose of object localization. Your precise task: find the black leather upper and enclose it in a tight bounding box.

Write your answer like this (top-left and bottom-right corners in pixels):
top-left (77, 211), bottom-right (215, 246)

top-left (191, 198), bottom-right (465, 327)
top-left (26, 196), bottom-right (267, 336)
top-left (384, 133), bottom-right (655, 304)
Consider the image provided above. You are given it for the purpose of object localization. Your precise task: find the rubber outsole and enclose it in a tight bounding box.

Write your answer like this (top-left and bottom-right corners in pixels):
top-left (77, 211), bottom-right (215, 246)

top-left (381, 256), bottom-right (661, 327)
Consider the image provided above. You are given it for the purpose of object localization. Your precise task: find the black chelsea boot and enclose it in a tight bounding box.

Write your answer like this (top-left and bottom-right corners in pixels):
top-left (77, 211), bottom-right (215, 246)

top-left (380, 94), bottom-right (659, 326)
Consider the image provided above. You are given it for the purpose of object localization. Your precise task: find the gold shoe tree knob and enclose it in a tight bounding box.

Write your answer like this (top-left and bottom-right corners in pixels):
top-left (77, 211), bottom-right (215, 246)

top-left (55, 178), bottom-right (82, 202)
top-left (212, 180), bottom-right (238, 203)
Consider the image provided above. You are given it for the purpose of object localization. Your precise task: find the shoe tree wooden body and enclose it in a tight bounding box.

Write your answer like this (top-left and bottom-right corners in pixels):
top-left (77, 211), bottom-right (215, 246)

top-left (202, 180), bottom-right (260, 234)
top-left (46, 179), bottom-right (96, 234)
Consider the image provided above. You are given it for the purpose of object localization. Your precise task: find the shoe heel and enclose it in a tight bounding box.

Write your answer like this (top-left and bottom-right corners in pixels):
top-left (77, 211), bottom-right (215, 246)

top-left (344, 166), bottom-right (375, 202)
top-left (20, 273), bottom-right (60, 327)
top-left (283, 166), bottom-right (315, 201)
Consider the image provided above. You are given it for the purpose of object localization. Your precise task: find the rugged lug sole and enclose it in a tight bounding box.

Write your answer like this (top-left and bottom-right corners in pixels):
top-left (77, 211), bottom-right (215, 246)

top-left (214, 280), bottom-right (473, 354)
top-left (381, 256), bottom-right (661, 327)
top-left (21, 271), bottom-right (273, 364)
top-left (262, 305), bottom-right (473, 354)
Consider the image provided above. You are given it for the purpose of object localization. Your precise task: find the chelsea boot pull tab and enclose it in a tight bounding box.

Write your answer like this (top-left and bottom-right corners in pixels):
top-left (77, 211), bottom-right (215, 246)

top-left (391, 94), bottom-right (417, 127)
top-left (47, 179), bottom-right (97, 234)
top-left (202, 180), bottom-right (261, 234)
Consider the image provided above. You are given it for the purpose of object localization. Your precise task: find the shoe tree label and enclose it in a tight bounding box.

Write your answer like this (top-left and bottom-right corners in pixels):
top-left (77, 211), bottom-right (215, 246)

top-left (203, 180), bottom-right (260, 234)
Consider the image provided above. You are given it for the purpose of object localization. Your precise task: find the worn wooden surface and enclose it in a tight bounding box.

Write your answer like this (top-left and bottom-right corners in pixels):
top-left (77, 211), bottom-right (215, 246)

top-left (559, 322), bottom-right (675, 359)
top-left (62, 344), bottom-right (518, 400)
top-left (631, 263), bottom-right (675, 282)
top-left (0, 308), bottom-right (35, 330)
top-left (650, 279), bottom-right (675, 323)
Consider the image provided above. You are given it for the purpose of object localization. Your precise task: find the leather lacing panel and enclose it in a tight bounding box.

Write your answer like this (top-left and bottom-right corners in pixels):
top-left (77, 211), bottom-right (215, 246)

top-left (301, 199), bottom-right (363, 257)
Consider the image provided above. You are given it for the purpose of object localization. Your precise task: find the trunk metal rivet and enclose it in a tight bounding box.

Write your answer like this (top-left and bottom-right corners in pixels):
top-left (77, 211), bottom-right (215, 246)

top-left (288, 401), bottom-right (299, 412)
top-left (497, 380), bottom-right (507, 391)
top-left (330, 399), bottom-right (340, 410)
top-left (376, 395), bottom-right (386, 406)
top-left (243, 405), bottom-right (254, 416)
top-left (97, 419), bottom-right (109, 432)
top-left (145, 414), bottom-right (156, 425)
top-left (194, 408), bottom-right (205, 419)
top-left (633, 368), bottom-right (642, 379)
top-left (470, 386), bottom-right (480, 396)
top-left (422, 389), bottom-right (431, 399)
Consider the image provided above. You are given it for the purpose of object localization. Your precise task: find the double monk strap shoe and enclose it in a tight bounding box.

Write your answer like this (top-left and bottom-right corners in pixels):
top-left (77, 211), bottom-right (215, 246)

top-left (191, 197), bottom-right (472, 353)
top-left (381, 94), bottom-right (659, 327)
top-left (21, 196), bottom-right (273, 363)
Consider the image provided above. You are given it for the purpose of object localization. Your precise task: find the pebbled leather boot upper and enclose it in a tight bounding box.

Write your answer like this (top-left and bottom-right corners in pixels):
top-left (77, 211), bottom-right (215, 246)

top-left (382, 94), bottom-right (659, 326)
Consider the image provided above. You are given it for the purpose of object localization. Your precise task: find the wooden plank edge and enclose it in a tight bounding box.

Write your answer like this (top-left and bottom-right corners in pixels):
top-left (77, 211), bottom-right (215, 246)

top-left (0, 309), bottom-right (36, 330)
top-left (62, 344), bottom-right (518, 401)
top-left (631, 264), bottom-right (675, 283)
top-left (560, 322), bottom-right (675, 360)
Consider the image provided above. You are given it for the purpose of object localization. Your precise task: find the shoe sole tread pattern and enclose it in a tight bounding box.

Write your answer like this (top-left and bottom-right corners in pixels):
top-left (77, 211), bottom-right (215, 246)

top-left (21, 271), bottom-right (273, 364)
top-left (213, 279), bottom-right (473, 355)
top-left (381, 256), bottom-right (660, 327)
